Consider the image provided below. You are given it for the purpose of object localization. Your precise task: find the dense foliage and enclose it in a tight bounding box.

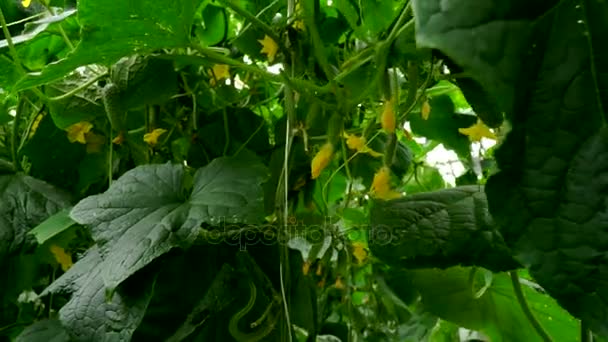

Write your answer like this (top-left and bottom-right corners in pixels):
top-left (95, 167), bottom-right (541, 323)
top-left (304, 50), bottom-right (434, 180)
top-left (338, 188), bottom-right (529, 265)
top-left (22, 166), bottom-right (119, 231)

top-left (0, 0), bottom-right (606, 341)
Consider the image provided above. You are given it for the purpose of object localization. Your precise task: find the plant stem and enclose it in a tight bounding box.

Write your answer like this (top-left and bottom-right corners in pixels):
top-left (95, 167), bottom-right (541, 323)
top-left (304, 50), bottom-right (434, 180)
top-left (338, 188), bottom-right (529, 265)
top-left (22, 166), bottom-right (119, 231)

top-left (581, 320), bottom-right (593, 342)
top-left (48, 72), bottom-right (107, 102)
top-left (222, 108), bottom-right (230, 156)
top-left (10, 98), bottom-right (25, 171)
top-left (233, 119), bottom-right (265, 157)
top-left (191, 46), bottom-right (331, 95)
top-left (510, 271), bottom-right (552, 342)
top-left (0, 6), bottom-right (25, 74)
top-left (217, 0), bottom-right (284, 53)
top-left (302, 0), bottom-right (333, 80)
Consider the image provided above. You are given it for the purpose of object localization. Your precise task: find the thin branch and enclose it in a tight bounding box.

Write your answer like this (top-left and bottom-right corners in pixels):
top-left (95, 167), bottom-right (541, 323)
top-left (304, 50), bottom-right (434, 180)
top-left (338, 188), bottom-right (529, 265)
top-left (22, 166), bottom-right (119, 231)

top-left (510, 271), bottom-right (552, 342)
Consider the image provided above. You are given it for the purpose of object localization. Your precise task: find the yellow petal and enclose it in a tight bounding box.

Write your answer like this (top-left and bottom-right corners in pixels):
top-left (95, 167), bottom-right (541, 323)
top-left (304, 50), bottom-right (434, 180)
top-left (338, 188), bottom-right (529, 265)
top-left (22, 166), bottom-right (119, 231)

top-left (143, 128), bottom-right (167, 146)
top-left (66, 121), bottom-right (94, 144)
top-left (49, 245), bottom-right (73, 271)
top-left (311, 142), bottom-right (334, 179)
top-left (258, 35), bottom-right (279, 63)
top-left (302, 260), bottom-right (311, 275)
top-left (334, 276), bottom-right (345, 289)
top-left (458, 119), bottom-right (496, 141)
top-left (351, 242), bottom-right (368, 264)
top-left (211, 64), bottom-right (230, 81)
top-left (344, 133), bottom-right (383, 158)
top-left (315, 263), bottom-right (323, 276)
top-left (345, 133), bottom-right (366, 151)
top-left (293, 20), bottom-right (305, 31)
top-left (22, 0), bottom-right (31, 8)
top-left (112, 131), bottom-right (125, 145)
top-left (371, 166), bottom-right (402, 200)
top-left (381, 98), bottom-right (396, 133)
top-left (421, 100), bottom-right (431, 120)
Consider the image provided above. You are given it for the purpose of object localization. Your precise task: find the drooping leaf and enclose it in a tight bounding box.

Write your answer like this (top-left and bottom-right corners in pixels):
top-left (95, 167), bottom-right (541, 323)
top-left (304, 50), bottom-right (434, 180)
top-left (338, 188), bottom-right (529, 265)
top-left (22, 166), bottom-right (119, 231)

top-left (0, 173), bottom-right (71, 263)
top-left (195, 4), bottom-right (227, 46)
top-left (0, 9), bottom-right (76, 49)
top-left (70, 157), bottom-right (268, 291)
top-left (29, 208), bottom-right (76, 245)
top-left (412, 0), bottom-right (558, 113)
top-left (413, 0), bottom-right (608, 334)
top-left (409, 267), bottom-right (579, 342)
top-left (41, 247), bottom-right (153, 342)
top-left (369, 186), bottom-right (518, 272)
top-left (15, 318), bottom-right (70, 342)
top-left (46, 75), bottom-right (106, 130)
top-left (109, 55), bottom-right (179, 109)
top-left (15, 0), bottom-right (197, 91)
top-left (21, 113), bottom-right (86, 191)
top-left (408, 95), bottom-right (476, 159)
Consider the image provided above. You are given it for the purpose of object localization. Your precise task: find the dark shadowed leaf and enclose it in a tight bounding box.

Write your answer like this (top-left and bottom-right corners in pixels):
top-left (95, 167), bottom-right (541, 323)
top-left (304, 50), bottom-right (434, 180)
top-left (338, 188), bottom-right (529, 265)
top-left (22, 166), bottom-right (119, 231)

top-left (369, 186), bottom-right (518, 271)
top-left (40, 247), bottom-right (153, 342)
top-left (413, 0), bottom-right (608, 334)
top-left (0, 173), bottom-right (71, 263)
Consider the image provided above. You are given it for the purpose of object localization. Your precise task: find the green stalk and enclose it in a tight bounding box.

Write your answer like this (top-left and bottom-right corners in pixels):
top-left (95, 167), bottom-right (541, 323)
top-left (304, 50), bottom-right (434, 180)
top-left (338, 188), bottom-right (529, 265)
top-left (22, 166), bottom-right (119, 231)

top-left (302, 0), bottom-right (333, 80)
top-left (510, 271), bottom-right (552, 342)
top-left (217, 0), bottom-right (284, 55)
top-left (10, 98), bottom-right (25, 171)
top-left (0, 7), bottom-right (25, 74)
top-left (222, 108), bottom-right (230, 156)
top-left (48, 72), bottom-right (107, 102)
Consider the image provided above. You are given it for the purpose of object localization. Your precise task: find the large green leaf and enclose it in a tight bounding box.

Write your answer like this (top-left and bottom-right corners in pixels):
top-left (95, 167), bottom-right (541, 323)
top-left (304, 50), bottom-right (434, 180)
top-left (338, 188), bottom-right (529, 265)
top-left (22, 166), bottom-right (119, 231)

top-left (14, 0), bottom-right (197, 91)
top-left (412, 0), bottom-right (558, 113)
top-left (413, 0), bottom-right (608, 334)
top-left (70, 157), bottom-right (268, 291)
top-left (40, 247), bottom-right (153, 342)
top-left (409, 267), bottom-right (579, 342)
top-left (369, 186), bottom-right (518, 272)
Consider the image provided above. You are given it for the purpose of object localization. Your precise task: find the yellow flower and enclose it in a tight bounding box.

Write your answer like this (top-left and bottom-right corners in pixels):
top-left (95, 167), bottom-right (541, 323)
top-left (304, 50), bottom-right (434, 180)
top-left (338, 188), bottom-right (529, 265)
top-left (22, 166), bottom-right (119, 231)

top-left (258, 35), bottom-right (278, 63)
top-left (311, 142), bottom-right (334, 179)
top-left (49, 245), bottom-right (73, 271)
top-left (381, 98), bottom-right (396, 133)
top-left (293, 20), bottom-right (305, 31)
top-left (334, 276), bottom-right (345, 289)
top-left (208, 64), bottom-right (230, 86)
top-left (66, 121), bottom-right (94, 144)
top-left (22, 0), bottom-right (31, 8)
top-left (458, 119), bottom-right (497, 141)
top-left (344, 133), bottom-right (382, 157)
top-left (351, 242), bottom-right (368, 265)
top-left (112, 131), bottom-right (125, 145)
top-left (371, 166), bottom-right (402, 200)
top-left (143, 128), bottom-right (167, 146)
top-left (302, 260), bottom-right (311, 275)
top-left (421, 100), bottom-right (431, 120)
